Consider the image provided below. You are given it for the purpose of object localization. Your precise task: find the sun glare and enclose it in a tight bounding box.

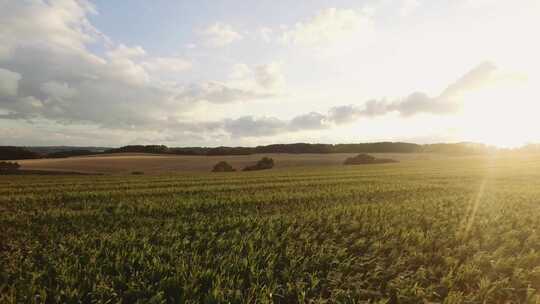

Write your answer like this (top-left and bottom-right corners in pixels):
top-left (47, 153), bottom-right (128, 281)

top-left (456, 79), bottom-right (538, 148)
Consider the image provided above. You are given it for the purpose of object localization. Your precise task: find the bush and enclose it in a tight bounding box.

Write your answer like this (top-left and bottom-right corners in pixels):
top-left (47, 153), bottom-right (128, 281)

top-left (243, 157), bottom-right (274, 171)
top-left (131, 171), bottom-right (144, 175)
top-left (0, 161), bottom-right (21, 172)
top-left (343, 154), bottom-right (398, 165)
top-left (212, 161), bottom-right (236, 172)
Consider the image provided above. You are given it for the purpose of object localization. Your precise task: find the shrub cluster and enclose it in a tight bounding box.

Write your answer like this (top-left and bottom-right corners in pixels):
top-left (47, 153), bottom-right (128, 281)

top-left (211, 161), bottom-right (236, 172)
top-left (242, 157), bottom-right (274, 171)
top-left (0, 161), bottom-right (20, 172)
top-left (212, 158), bottom-right (275, 172)
top-left (343, 154), bottom-right (398, 165)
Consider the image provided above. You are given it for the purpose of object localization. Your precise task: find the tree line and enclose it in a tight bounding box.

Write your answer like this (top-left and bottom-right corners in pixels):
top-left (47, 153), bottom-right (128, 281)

top-left (1, 142), bottom-right (502, 160)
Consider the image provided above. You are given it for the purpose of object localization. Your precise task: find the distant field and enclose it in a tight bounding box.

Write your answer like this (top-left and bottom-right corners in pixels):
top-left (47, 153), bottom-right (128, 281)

top-left (3, 155), bottom-right (540, 302)
top-left (16, 152), bottom-right (444, 174)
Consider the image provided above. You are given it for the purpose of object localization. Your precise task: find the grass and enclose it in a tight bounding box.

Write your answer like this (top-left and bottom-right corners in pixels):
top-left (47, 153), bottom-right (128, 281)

top-left (2, 155), bottom-right (540, 303)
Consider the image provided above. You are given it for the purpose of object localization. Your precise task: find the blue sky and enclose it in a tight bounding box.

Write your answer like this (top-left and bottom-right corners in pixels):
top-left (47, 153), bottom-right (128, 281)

top-left (0, 0), bottom-right (539, 147)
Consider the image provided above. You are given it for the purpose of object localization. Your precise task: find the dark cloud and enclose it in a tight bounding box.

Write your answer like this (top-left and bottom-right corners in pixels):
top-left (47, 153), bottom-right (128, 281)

top-left (223, 116), bottom-right (286, 138)
top-left (325, 62), bottom-right (494, 123)
top-left (389, 92), bottom-right (461, 117)
top-left (222, 112), bottom-right (330, 138)
top-left (176, 82), bottom-right (273, 104)
top-left (328, 105), bottom-right (362, 124)
top-left (289, 112), bottom-right (327, 131)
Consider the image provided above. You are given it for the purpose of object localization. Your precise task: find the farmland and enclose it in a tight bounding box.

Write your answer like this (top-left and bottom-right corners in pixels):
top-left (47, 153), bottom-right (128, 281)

top-left (2, 154), bottom-right (540, 303)
top-left (15, 152), bottom-right (436, 174)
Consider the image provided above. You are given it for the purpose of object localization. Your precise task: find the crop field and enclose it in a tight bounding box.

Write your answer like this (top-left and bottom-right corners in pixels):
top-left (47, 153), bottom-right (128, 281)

top-left (2, 155), bottom-right (540, 303)
top-left (15, 153), bottom-right (440, 174)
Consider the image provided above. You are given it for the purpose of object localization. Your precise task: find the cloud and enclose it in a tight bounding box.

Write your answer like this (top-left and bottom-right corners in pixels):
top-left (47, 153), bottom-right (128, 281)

top-left (325, 61), bottom-right (497, 123)
top-left (289, 112), bottom-right (328, 131)
top-left (222, 112), bottom-right (330, 138)
top-left (253, 63), bottom-right (285, 90)
top-left (201, 23), bottom-right (242, 47)
top-left (440, 61), bottom-right (497, 98)
top-left (257, 27), bottom-right (274, 43)
top-left (222, 62), bottom-right (285, 97)
top-left (142, 57), bottom-right (192, 73)
top-left (176, 82), bottom-right (273, 104)
top-left (229, 64), bottom-right (251, 79)
top-left (106, 44), bottom-right (191, 76)
top-left (0, 1), bottom-right (512, 145)
top-left (224, 116), bottom-right (286, 138)
top-left (0, 68), bottom-right (21, 97)
top-left (0, 0), bottom-right (275, 134)
top-left (0, 0), bottom-right (164, 127)
top-left (106, 44), bottom-right (146, 59)
top-left (328, 105), bottom-right (363, 124)
top-left (399, 0), bottom-right (421, 16)
top-left (0, 0), bottom-right (101, 58)
top-left (389, 92), bottom-right (461, 116)
top-left (40, 81), bottom-right (78, 100)
top-left (281, 8), bottom-right (372, 46)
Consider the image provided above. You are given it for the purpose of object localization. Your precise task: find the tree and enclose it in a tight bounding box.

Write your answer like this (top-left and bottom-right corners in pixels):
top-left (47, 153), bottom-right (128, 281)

top-left (0, 146), bottom-right (41, 160)
top-left (343, 154), bottom-right (398, 165)
top-left (243, 157), bottom-right (274, 171)
top-left (0, 161), bottom-right (21, 172)
top-left (212, 161), bottom-right (236, 172)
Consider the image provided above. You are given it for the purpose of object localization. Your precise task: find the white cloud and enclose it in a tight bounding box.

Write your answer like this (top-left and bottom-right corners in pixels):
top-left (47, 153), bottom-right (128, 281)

top-left (289, 112), bottom-right (328, 131)
top-left (0, 68), bottom-right (21, 97)
top-left (257, 27), bottom-right (273, 43)
top-left (106, 44), bottom-right (146, 59)
top-left (142, 57), bottom-right (192, 73)
top-left (0, 0), bottom-right (259, 133)
top-left (229, 64), bottom-right (251, 79)
top-left (226, 62), bottom-right (286, 94)
top-left (176, 82), bottom-right (273, 104)
top-left (281, 8), bottom-right (372, 46)
top-left (253, 63), bottom-right (284, 90)
top-left (0, 0), bottom-right (101, 58)
top-left (201, 23), bottom-right (243, 47)
top-left (399, 0), bottom-right (421, 16)
top-left (107, 45), bottom-right (191, 75)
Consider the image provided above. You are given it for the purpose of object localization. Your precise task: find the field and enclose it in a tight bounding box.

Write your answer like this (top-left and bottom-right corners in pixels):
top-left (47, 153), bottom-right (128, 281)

top-left (2, 154), bottom-right (540, 303)
top-left (16, 153), bottom-right (439, 174)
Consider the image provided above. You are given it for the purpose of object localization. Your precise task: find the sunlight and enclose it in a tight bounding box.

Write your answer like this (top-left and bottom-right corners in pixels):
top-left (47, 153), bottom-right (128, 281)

top-left (457, 80), bottom-right (539, 148)
top-left (460, 179), bottom-right (487, 238)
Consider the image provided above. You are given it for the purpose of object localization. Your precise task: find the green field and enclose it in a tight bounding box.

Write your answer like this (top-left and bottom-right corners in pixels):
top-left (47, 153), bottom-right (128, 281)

top-left (2, 155), bottom-right (540, 303)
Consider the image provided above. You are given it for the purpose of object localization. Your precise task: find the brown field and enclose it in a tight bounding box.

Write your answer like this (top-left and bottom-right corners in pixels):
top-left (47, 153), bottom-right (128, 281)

top-left (15, 152), bottom-right (445, 174)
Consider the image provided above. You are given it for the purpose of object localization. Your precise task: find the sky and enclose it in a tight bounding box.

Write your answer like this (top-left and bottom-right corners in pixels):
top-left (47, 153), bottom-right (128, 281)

top-left (0, 0), bottom-right (539, 148)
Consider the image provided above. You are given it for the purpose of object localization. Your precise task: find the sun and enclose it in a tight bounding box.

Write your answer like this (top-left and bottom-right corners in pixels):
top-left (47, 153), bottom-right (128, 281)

top-left (456, 80), bottom-right (539, 148)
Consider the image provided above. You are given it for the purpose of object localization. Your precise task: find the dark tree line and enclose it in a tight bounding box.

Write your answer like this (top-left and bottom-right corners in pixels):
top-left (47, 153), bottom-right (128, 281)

top-left (1, 142), bottom-right (501, 160)
top-left (0, 147), bottom-right (41, 160)
top-left (104, 142), bottom-right (492, 156)
top-left (105, 142), bottom-right (422, 156)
